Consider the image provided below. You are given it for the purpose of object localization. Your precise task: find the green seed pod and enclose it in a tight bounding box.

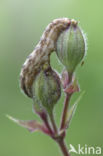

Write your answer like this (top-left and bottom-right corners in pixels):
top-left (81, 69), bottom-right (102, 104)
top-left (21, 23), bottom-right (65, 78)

top-left (32, 65), bottom-right (61, 114)
top-left (56, 19), bottom-right (86, 74)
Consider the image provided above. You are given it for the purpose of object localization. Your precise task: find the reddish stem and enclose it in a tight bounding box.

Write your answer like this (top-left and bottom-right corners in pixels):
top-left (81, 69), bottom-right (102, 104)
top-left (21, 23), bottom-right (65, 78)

top-left (40, 112), bottom-right (54, 136)
top-left (49, 111), bottom-right (58, 134)
top-left (60, 73), bottom-right (73, 130)
top-left (43, 118), bottom-right (54, 135)
top-left (57, 139), bottom-right (70, 156)
top-left (60, 93), bottom-right (71, 130)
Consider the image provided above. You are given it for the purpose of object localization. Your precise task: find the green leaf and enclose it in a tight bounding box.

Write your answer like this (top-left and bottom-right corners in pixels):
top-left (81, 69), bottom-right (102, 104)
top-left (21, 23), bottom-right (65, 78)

top-left (65, 91), bottom-right (85, 129)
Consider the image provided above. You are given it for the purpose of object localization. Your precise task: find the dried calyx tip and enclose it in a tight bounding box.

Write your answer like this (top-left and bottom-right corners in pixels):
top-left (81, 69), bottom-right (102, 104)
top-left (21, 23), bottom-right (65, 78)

top-left (71, 19), bottom-right (78, 27)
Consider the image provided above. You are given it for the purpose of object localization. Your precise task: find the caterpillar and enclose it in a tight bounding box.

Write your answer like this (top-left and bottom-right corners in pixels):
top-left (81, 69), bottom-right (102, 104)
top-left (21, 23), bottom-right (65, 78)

top-left (20, 18), bottom-right (71, 98)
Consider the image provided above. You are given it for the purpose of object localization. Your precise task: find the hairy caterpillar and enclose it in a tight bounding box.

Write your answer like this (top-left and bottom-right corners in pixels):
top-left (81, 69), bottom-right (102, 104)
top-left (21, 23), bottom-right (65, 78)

top-left (20, 18), bottom-right (71, 97)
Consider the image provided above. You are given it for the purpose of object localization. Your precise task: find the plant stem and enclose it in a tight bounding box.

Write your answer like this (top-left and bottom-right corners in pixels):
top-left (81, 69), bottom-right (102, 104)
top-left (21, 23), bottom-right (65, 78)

top-left (57, 139), bottom-right (70, 156)
top-left (60, 72), bottom-right (73, 130)
top-left (44, 118), bottom-right (54, 135)
top-left (49, 111), bottom-right (58, 134)
top-left (60, 93), bottom-right (71, 130)
top-left (40, 113), bottom-right (53, 135)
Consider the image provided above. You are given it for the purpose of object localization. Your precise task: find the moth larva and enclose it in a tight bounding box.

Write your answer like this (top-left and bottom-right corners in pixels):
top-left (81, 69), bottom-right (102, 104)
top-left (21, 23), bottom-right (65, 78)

top-left (20, 18), bottom-right (71, 97)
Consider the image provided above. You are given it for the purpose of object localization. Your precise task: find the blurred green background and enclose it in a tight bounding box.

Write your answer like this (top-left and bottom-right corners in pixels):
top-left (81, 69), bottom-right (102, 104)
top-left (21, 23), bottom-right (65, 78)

top-left (0, 0), bottom-right (103, 156)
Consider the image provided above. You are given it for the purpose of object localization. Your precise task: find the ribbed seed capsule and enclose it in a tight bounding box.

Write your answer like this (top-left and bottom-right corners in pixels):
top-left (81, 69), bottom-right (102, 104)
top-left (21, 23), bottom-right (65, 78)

top-left (56, 20), bottom-right (86, 74)
top-left (32, 65), bottom-right (61, 114)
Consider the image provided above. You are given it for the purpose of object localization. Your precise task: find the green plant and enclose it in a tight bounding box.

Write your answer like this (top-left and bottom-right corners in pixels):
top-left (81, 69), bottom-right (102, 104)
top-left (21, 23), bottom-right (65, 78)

top-left (7, 18), bottom-right (87, 156)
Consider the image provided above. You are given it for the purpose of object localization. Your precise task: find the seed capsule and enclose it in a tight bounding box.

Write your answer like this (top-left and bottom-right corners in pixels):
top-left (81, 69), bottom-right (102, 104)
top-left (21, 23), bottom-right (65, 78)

top-left (56, 19), bottom-right (86, 74)
top-left (32, 65), bottom-right (61, 114)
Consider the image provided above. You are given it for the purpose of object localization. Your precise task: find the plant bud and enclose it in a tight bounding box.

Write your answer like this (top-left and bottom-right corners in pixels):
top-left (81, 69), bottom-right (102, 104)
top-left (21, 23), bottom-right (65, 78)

top-left (56, 19), bottom-right (86, 73)
top-left (32, 65), bottom-right (61, 114)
